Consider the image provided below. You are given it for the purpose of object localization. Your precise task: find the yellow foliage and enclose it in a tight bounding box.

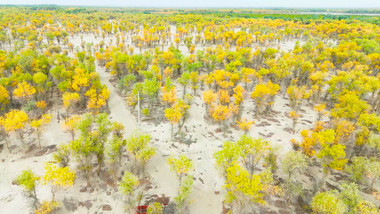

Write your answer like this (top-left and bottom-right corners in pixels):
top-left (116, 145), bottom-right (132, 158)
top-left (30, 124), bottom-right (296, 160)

top-left (289, 110), bottom-right (301, 119)
top-left (163, 67), bottom-right (173, 77)
top-left (202, 90), bottom-right (217, 105)
top-left (71, 67), bottom-right (90, 91)
top-left (85, 87), bottom-right (110, 110)
top-left (36, 100), bottom-right (47, 109)
top-left (61, 115), bottom-right (80, 133)
top-left (233, 85), bottom-right (245, 105)
top-left (13, 81), bottom-right (36, 99)
top-left (31, 114), bottom-right (53, 129)
top-left (334, 120), bottom-right (355, 144)
top-left (43, 163), bottom-right (76, 188)
top-left (299, 129), bottom-right (317, 156)
top-left (0, 109), bottom-right (28, 133)
top-left (165, 107), bottom-right (182, 124)
top-left (212, 105), bottom-right (230, 122)
top-left (35, 201), bottom-right (61, 214)
top-left (0, 85), bottom-right (9, 106)
top-left (236, 118), bottom-right (254, 131)
top-left (162, 86), bottom-right (177, 105)
top-left (62, 92), bottom-right (80, 109)
top-left (218, 89), bottom-right (230, 104)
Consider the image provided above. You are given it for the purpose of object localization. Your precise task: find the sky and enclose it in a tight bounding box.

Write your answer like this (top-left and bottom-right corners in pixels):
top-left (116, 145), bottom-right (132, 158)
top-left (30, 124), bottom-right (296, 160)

top-left (0, 0), bottom-right (379, 9)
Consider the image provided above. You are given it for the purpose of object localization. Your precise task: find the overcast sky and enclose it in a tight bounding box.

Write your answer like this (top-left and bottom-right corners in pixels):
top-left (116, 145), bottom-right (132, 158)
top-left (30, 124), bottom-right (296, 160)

top-left (0, 0), bottom-right (379, 8)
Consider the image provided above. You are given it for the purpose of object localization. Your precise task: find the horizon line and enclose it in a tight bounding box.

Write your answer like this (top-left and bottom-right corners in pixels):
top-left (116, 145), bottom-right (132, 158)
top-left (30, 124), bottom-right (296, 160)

top-left (0, 4), bottom-right (380, 10)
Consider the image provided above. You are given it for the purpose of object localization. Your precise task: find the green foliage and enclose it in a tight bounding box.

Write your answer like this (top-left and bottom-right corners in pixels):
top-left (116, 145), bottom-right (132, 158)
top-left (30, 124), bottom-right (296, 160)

top-left (345, 156), bottom-right (368, 183)
top-left (119, 171), bottom-right (139, 196)
top-left (237, 135), bottom-right (271, 174)
top-left (127, 133), bottom-right (156, 169)
top-left (368, 133), bottom-right (380, 152)
top-left (52, 144), bottom-right (70, 167)
top-left (339, 182), bottom-right (361, 213)
top-left (317, 144), bottom-right (347, 172)
top-left (366, 159), bottom-right (380, 191)
top-left (142, 77), bottom-right (160, 106)
top-left (174, 175), bottom-right (193, 210)
top-left (142, 108), bottom-right (150, 116)
top-left (359, 113), bottom-right (380, 132)
top-left (147, 202), bottom-right (163, 214)
top-left (355, 39), bottom-right (380, 54)
top-left (330, 92), bottom-right (370, 121)
top-left (167, 155), bottom-right (193, 181)
top-left (213, 141), bottom-right (241, 175)
top-left (311, 191), bottom-right (347, 214)
top-left (16, 170), bottom-right (40, 193)
top-left (178, 71), bottom-right (190, 92)
top-left (282, 150), bottom-right (308, 180)
top-left (355, 201), bottom-right (379, 214)
top-left (106, 135), bottom-right (124, 163)
top-left (119, 74), bottom-right (136, 92)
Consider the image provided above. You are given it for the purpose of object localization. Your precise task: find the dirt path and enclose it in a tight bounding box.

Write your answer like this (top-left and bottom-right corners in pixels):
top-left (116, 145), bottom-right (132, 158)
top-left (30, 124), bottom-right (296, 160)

top-left (96, 65), bottom-right (139, 135)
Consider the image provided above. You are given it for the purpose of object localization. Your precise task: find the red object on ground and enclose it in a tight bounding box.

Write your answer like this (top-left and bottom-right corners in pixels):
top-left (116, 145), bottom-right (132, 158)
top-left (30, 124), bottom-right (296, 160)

top-left (136, 205), bottom-right (148, 214)
top-left (136, 203), bottom-right (168, 214)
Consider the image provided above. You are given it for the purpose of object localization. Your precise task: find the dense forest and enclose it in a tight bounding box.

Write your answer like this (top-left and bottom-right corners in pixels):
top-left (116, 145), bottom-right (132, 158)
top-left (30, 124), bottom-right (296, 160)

top-left (0, 6), bottom-right (379, 214)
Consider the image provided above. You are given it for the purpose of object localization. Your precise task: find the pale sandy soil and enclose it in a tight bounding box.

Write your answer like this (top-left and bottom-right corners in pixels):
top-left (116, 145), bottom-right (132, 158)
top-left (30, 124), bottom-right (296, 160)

top-left (0, 28), bottom-right (377, 214)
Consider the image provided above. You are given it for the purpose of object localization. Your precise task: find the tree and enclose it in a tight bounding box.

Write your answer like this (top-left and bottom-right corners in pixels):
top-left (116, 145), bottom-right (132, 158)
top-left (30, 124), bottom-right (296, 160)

top-left (289, 110), bottom-right (301, 131)
top-left (178, 72), bottom-right (190, 98)
top-left (0, 84), bottom-right (9, 110)
top-left (106, 134), bottom-right (125, 183)
top-left (345, 156), bottom-right (368, 183)
top-left (287, 85), bottom-right (309, 110)
top-left (224, 164), bottom-right (271, 213)
top-left (119, 171), bottom-right (140, 210)
top-left (61, 115), bottom-right (80, 141)
top-left (202, 89), bottom-right (217, 111)
top-left (282, 150), bottom-right (308, 181)
top-left (213, 141), bottom-right (241, 176)
top-left (314, 104), bottom-right (328, 121)
top-left (167, 155), bottom-right (193, 182)
top-left (30, 114), bottom-right (53, 148)
top-left (237, 135), bottom-right (271, 175)
top-left (366, 159), bottom-right (380, 192)
top-left (13, 81), bottom-right (36, 101)
top-left (0, 109), bottom-right (29, 146)
top-left (142, 77), bottom-right (160, 112)
top-left (15, 170), bottom-right (40, 203)
top-left (161, 86), bottom-right (177, 106)
top-left (211, 105), bottom-right (230, 130)
top-left (126, 133), bottom-right (156, 174)
top-left (174, 175), bottom-right (193, 213)
top-left (339, 182), bottom-right (361, 213)
top-left (281, 151), bottom-right (308, 203)
top-left (311, 191), bottom-right (347, 214)
top-left (250, 80), bottom-right (280, 116)
top-left (62, 92), bottom-right (80, 116)
top-left (43, 163), bottom-right (76, 201)
top-left (236, 119), bottom-right (254, 133)
top-left (190, 71), bottom-right (198, 94)
top-left (52, 144), bottom-right (70, 167)
top-left (331, 92), bottom-right (370, 122)
top-left (334, 120), bottom-right (355, 144)
top-left (317, 144), bottom-right (347, 189)
top-left (165, 107), bottom-right (182, 138)
top-left (84, 87), bottom-right (110, 113)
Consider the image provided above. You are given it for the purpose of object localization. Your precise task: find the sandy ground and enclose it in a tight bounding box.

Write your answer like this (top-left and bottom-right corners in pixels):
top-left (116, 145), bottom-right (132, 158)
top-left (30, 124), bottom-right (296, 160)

top-left (0, 27), bottom-right (377, 214)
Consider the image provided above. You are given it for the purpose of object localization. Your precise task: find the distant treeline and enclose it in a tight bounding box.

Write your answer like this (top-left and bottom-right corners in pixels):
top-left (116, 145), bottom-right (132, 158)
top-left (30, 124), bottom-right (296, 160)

top-left (0, 5), bottom-right (379, 24)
